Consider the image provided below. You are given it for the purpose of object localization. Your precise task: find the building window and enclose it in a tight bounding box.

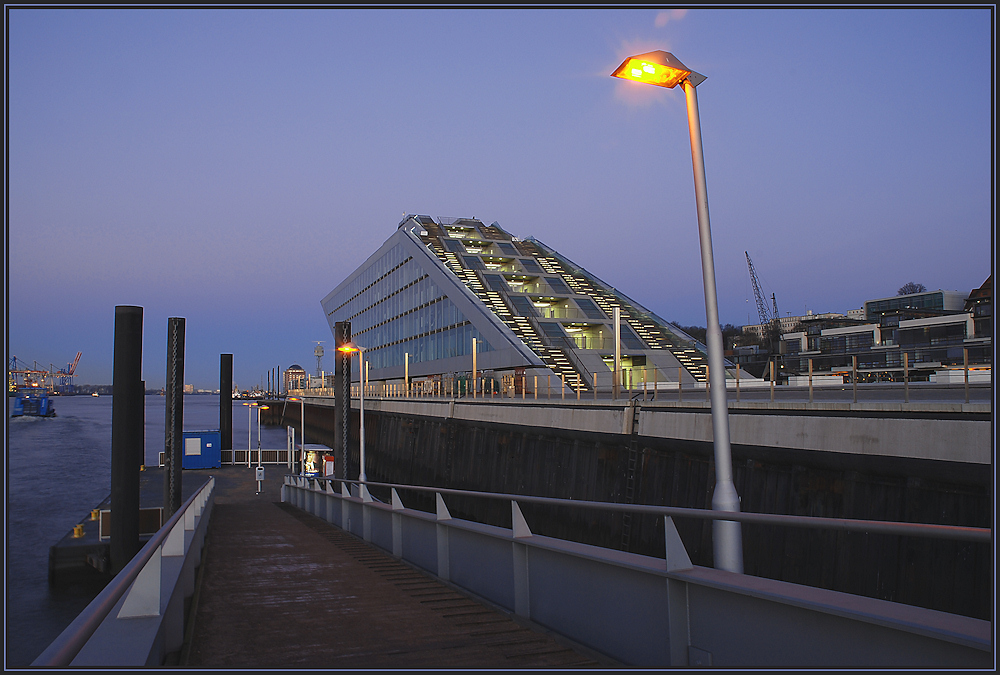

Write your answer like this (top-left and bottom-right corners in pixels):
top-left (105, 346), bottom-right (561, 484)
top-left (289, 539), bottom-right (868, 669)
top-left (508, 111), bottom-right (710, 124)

top-left (574, 297), bottom-right (606, 320)
top-left (546, 276), bottom-right (571, 295)
top-left (507, 295), bottom-right (539, 317)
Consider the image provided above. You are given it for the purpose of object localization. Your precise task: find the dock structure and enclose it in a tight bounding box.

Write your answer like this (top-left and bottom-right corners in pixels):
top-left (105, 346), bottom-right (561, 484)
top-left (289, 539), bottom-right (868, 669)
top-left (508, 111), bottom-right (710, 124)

top-left (37, 395), bottom-right (992, 668)
top-left (182, 466), bottom-right (603, 669)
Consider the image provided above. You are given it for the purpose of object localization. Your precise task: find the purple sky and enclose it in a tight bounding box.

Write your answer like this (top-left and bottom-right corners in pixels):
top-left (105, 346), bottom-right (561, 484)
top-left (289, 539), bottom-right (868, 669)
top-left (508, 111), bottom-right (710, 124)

top-left (7, 8), bottom-right (993, 390)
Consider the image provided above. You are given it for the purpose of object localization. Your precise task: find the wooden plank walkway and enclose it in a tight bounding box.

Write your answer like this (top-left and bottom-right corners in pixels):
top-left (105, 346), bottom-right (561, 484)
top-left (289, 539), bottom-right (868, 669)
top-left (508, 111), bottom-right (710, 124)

top-left (181, 466), bottom-right (606, 669)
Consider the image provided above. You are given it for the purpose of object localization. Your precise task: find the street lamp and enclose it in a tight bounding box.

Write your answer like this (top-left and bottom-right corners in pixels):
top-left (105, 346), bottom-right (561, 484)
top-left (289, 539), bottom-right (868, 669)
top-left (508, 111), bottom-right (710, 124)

top-left (242, 401), bottom-right (254, 468)
top-left (338, 343), bottom-right (367, 483)
top-left (256, 405), bottom-right (269, 469)
top-left (288, 396), bottom-right (306, 475)
top-left (611, 50), bottom-right (743, 573)
top-left (243, 401), bottom-right (269, 470)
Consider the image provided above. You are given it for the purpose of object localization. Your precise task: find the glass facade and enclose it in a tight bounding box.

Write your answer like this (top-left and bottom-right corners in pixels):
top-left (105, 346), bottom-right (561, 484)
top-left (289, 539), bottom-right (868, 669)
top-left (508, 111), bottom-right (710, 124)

top-left (326, 243), bottom-right (493, 371)
top-left (324, 214), bottom-right (722, 389)
top-left (865, 292), bottom-right (944, 322)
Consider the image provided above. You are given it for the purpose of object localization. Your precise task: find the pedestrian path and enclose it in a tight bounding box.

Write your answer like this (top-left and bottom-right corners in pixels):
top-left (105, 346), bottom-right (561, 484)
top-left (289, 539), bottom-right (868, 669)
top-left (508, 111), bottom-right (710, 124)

top-left (181, 468), bottom-right (604, 669)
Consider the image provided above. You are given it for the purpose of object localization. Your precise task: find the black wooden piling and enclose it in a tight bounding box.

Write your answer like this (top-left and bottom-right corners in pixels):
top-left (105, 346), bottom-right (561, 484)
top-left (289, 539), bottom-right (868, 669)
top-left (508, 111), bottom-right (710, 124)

top-left (334, 321), bottom-right (351, 480)
top-left (163, 317), bottom-right (185, 520)
top-left (111, 305), bottom-right (143, 575)
top-left (220, 354), bottom-right (233, 450)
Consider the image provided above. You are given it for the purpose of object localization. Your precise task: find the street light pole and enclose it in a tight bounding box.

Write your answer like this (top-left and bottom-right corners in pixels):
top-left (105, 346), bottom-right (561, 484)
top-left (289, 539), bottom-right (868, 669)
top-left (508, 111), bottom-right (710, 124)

top-left (256, 405), bottom-right (268, 469)
top-left (245, 402), bottom-right (253, 468)
top-left (612, 51), bottom-right (743, 572)
top-left (338, 343), bottom-right (367, 483)
top-left (614, 306), bottom-right (621, 399)
top-left (682, 76), bottom-right (743, 573)
top-left (358, 349), bottom-right (366, 483)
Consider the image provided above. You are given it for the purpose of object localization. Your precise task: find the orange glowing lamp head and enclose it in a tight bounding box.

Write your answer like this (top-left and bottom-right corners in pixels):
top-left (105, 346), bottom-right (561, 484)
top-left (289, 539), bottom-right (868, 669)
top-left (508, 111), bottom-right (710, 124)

top-left (610, 51), bottom-right (705, 89)
top-left (338, 344), bottom-right (360, 354)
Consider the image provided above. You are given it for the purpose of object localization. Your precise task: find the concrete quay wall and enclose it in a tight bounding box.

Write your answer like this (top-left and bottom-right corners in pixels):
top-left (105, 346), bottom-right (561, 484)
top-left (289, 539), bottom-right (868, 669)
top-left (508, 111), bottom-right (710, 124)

top-left (308, 397), bottom-right (991, 466)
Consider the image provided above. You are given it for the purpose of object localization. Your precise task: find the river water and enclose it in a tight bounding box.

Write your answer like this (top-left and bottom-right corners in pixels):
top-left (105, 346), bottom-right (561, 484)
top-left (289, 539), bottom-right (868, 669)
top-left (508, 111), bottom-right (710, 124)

top-left (4, 394), bottom-right (288, 667)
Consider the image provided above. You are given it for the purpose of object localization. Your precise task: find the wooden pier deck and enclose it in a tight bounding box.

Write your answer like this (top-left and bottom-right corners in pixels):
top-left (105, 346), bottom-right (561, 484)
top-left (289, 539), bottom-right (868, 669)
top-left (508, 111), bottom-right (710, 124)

top-left (180, 465), bottom-right (606, 669)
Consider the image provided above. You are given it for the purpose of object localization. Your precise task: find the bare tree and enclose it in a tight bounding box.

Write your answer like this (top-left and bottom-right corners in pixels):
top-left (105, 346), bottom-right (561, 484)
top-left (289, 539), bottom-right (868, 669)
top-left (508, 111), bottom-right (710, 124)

top-left (898, 282), bottom-right (927, 295)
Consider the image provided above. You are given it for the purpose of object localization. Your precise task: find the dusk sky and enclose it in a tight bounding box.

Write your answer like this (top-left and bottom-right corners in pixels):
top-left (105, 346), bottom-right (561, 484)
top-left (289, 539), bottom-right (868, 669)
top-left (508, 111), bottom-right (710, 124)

top-left (7, 8), bottom-right (993, 390)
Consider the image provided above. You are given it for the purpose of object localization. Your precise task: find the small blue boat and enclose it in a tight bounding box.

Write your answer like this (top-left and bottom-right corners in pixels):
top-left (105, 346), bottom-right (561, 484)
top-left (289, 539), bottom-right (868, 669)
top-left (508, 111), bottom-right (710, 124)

top-left (11, 387), bottom-right (57, 418)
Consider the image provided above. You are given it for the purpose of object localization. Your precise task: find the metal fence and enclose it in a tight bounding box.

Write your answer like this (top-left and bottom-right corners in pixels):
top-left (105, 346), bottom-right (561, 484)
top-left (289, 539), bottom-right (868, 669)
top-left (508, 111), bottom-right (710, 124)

top-left (282, 475), bottom-right (991, 668)
top-left (32, 477), bottom-right (215, 667)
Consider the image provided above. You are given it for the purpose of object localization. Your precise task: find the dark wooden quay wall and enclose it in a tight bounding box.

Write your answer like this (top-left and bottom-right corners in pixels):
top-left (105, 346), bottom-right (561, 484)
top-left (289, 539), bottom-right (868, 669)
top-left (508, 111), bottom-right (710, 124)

top-left (261, 400), bottom-right (992, 621)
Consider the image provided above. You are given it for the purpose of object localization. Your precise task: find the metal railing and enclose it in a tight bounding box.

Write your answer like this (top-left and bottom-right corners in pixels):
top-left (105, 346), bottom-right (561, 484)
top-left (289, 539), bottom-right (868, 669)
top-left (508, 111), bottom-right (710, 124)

top-left (312, 477), bottom-right (992, 543)
top-left (282, 475), bottom-right (991, 668)
top-left (33, 477), bottom-right (215, 667)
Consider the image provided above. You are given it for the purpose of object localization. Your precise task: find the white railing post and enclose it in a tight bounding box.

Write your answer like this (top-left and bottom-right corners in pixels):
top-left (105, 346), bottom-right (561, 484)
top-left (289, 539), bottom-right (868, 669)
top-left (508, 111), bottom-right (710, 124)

top-left (117, 548), bottom-right (162, 619)
top-left (341, 482), bottom-right (352, 532)
top-left (436, 493), bottom-right (451, 581)
top-left (362, 484), bottom-right (373, 543)
top-left (391, 489), bottom-right (404, 558)
top-left (511, 501), bottom-right (532, 619)
top-left (326, 481), bottom-right (337, 524)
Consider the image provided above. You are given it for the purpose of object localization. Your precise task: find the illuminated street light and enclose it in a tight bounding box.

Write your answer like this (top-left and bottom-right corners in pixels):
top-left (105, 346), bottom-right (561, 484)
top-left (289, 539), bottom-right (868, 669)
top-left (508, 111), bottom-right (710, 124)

top-left (611, 50), bottom-right (743, 573)
top-left (243, 401), bottom-right (268, 470)
top-left (288, 396), bottom-right (306, 475)
top-left (242, 401), bottom-right (254, 468)
top-left (338, 343), bottom-right (367, 483)
top-left (610, 50), bottom-right (706, 89)
top-left (257, 405), bottom-right (269, 469)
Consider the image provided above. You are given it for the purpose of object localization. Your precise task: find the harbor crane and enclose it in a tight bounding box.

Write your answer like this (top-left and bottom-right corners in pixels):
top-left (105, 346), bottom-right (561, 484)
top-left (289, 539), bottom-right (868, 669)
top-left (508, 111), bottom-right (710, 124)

top-left (8, 352), bottom-right (82, 394)
top-left (745, 252), bottom-right (781, 348)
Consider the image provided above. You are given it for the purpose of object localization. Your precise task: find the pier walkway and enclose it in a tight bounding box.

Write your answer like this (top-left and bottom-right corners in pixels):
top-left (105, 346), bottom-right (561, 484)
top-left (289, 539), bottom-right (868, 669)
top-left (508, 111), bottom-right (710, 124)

top-left (181, 466), bottom-right (604, 669)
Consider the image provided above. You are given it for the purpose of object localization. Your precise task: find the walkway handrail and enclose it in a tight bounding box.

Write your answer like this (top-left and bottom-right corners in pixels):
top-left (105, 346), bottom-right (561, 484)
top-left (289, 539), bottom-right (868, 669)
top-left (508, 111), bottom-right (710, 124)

top-left (314, 476), bottom-right (991, 544)
top-left (33, 476), bottom-right (215, 667)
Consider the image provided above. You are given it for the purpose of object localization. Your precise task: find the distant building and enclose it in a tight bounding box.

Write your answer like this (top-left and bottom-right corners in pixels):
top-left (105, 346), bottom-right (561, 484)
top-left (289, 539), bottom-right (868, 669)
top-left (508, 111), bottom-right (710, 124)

top-left (283, 364), bottom-right (307, 393)
top-left (846, 308), bottom-right (865, 321)
top-left (742, 311), bottom-right (849, 341)
top-left (319, 215), bottom-right (748, 393)
top-left (781, 283), bottom-right (990, 381)
top-left (964, 276), bottom-right (992, 340)
top-left (863, 289), bottom-right (966, 323)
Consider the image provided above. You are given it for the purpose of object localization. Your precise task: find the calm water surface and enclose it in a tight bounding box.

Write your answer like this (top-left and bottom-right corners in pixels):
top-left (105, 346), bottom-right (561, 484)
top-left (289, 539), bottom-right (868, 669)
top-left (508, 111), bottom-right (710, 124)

top-left (5, 394), bottom-right (288, 667)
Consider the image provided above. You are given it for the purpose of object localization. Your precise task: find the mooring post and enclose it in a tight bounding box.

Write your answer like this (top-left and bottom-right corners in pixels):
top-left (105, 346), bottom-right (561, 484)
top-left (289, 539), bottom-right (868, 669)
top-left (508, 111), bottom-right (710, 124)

top-left (111, 305), bottom-right (143, 575)
top-left (220, 354), bottom-right (233, 452)
top-left (163, 317), bottom-right (185, 520)
top-left (334, 320), bottom-right (351, 480)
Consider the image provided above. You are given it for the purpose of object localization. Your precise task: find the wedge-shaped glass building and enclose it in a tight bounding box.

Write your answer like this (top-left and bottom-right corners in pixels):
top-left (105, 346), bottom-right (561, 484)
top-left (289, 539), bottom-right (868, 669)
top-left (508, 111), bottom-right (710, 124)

top-left (321, 215), bottom-right (721, 393)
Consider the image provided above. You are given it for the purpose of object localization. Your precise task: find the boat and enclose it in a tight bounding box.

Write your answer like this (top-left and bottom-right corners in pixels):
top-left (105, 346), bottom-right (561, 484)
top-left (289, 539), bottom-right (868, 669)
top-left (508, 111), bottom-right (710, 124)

top-left (91, 392), bottom-right (100, 397)
top-left (11, 387), bottom-right (57, 418)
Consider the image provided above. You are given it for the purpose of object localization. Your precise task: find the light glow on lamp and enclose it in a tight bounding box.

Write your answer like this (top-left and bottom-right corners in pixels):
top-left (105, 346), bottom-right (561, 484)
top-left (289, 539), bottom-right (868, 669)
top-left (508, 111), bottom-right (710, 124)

top-left (610, 50), bottom-right (705, 89)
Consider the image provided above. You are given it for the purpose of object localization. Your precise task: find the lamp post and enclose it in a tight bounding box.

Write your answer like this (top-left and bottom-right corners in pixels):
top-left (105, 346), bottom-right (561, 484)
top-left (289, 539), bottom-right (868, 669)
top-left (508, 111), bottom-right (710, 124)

top-left (242, 401), bottom-right (254, 468)
top-left (256, 405), bottom-right (269, 469)
top-left (288, 396), bottom-right (305, 474)
top-left (338, 343), bottom-right (367, 483)
top-left (611, 50), bottom-right (743, 573)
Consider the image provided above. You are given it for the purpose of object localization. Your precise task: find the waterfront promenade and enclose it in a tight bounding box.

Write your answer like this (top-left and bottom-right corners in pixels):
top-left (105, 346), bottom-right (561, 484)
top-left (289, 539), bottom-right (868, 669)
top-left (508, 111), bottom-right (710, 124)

top-left (180, 465), bottom-right (605, 668)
